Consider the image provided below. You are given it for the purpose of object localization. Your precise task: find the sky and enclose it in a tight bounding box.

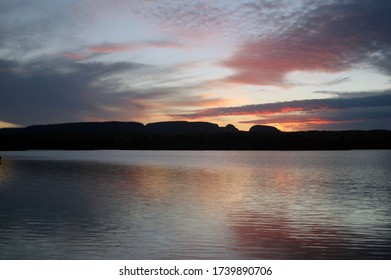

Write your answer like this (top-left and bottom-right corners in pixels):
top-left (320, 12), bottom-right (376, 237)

top-left (1, 0), bottom-right (391, 131)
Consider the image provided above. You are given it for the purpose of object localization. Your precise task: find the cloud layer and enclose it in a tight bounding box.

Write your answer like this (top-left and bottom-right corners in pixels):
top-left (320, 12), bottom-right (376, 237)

top-left (1, 0), bottom-right (391, 130)
top-left (0, 58), bottom-right (140, 124)
top-left (176, 92), bottom-right (391, 130)
top-left (0, 57), bottom-right (227, 126)
top-left (223, 0), bottom-right (391, 85)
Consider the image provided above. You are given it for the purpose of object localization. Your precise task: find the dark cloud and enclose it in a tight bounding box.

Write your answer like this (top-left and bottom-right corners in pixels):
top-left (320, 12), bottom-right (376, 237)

top-left (323, 77), bottom-right (351, 86)
top-left (0, 59), bottom-right (18, 72)
top-left (240, 106), bottom-right (391, 130)
top-left (0, 56), bottom-right (227, 126)
top-left (369, 50), bottom-right (391, 76)
top-left (176, 91), bottom-right (391, 130)
top-left (0, 57), bottom-right (149, 125)
top-left (177, 92), bottom-right (391, 117)
top-left (224, 0), bottom-right (391, 85)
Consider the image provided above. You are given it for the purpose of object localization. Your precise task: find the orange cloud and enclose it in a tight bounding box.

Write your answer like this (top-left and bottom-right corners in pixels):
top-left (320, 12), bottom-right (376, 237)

top-left (280, 107), bottom-right (306, 113)
top-left (258, 117), bottom-right (355, 131)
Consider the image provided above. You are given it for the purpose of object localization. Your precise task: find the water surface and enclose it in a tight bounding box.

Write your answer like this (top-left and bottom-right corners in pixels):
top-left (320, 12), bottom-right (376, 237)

top-left (1, 150), bottom-right (390, 259)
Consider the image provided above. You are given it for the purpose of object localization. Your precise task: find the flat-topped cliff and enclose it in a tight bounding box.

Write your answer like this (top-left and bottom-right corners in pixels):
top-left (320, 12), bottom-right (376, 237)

top-left (1, 121), bottom-right (390, 150)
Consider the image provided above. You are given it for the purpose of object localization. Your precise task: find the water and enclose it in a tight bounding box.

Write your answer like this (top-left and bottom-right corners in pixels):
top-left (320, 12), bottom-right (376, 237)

top-left (0, 150), bottom-right (390, 259)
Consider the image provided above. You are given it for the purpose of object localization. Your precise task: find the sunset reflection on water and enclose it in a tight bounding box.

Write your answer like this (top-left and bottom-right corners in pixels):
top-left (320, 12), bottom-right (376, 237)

top-left (0, 150), bottom-right (390, 259)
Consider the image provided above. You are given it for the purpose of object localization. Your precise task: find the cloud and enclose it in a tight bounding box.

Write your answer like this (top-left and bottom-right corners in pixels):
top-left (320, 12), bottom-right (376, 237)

top-left (0, 56), bottom-right (232, 127)
top-left (175, 91), bottom-right (391, 130)
top-left (0, 57), bottom-right (148, 125)
top-left (136, 1), bottom-right (226, 39)
top-left (369, 49), bottom-right (391, 76)
top-left (240, 106), bottom-right (391, 130)
top-left (2, 0), bottom-right (391, 131)
top-left (323, 77), bottom-right (351, 86)
top-left (62, 52), bottom-right (86, 61)
top-left (223, 0), bottom-right (391, 86)
top-left (88, 40), bottom-right (186, 54)
top-left (0, 59), bottom-right (18, 72)
top-left (177, 93), bottom-right (391, 117)
top-left (134, 0), bottom-right (312, 43)
top-left (0, 1), bottom-right (83, 57)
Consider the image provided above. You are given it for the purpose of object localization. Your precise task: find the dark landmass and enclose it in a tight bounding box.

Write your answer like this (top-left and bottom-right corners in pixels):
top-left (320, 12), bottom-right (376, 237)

top-left (1, 121), bottom-right (390, 150)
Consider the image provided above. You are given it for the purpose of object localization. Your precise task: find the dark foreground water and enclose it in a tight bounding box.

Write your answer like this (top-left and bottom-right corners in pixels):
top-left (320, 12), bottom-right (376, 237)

top-left (0, 150), bottom-right (390, 259)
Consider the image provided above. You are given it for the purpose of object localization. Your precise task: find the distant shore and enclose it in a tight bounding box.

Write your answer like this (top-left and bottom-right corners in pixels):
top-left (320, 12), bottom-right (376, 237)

top-left (1, 121), bottom-right (391, 150)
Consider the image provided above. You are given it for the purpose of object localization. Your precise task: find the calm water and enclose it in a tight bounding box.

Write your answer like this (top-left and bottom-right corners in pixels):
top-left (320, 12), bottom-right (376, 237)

top-left (0, 150), bottom-right (390, 259)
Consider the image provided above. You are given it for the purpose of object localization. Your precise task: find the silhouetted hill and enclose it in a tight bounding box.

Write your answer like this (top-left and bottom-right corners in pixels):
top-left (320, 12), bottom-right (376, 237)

top-left (249, 125), bottom-right (281, 133)
top-left (0, 122), bottom-right (145, 150)
top-left (222, 124), bottom-right (239, 132)
top-left (145, 121), bottom-right (220, 134)
top-left (1, 121), bottom-right (390, 150)
top-left (25, 121), bottom-right (145, 133)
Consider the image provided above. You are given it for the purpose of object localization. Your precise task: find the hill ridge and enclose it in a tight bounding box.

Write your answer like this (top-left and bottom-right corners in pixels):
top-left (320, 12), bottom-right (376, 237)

top-left (1, 121), bottom-right (390, 150)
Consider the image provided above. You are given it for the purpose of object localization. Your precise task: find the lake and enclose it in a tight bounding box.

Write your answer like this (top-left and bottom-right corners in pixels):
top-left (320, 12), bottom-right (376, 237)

top-left (0, 150), bottom-right (390, 259)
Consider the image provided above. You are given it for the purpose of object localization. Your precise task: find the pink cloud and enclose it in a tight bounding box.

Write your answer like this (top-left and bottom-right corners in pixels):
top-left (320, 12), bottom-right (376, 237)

top-left (222, 1), bottom-right (391, 86)
top-left (88, 41), bottom-right (185, 54)
top-left (89, 43), bottom-right (135, 53)
top-left (223, 36), bottom-right (356, 86)
top-left (62, 52), bottom-right (86, 61)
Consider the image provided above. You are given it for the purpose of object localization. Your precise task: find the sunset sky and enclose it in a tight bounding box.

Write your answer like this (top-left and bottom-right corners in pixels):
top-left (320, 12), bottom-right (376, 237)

top-left (1, 0), bottom-right (391, 131)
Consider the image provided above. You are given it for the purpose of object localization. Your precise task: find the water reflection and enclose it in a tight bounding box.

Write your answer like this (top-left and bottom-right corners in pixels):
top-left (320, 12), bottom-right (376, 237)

top-left (228, 209), bottom-right (391, 259)
top-left (0, 150), bottom-right (390, 259)
top-left (0, 159), bottom-right (13, 190)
